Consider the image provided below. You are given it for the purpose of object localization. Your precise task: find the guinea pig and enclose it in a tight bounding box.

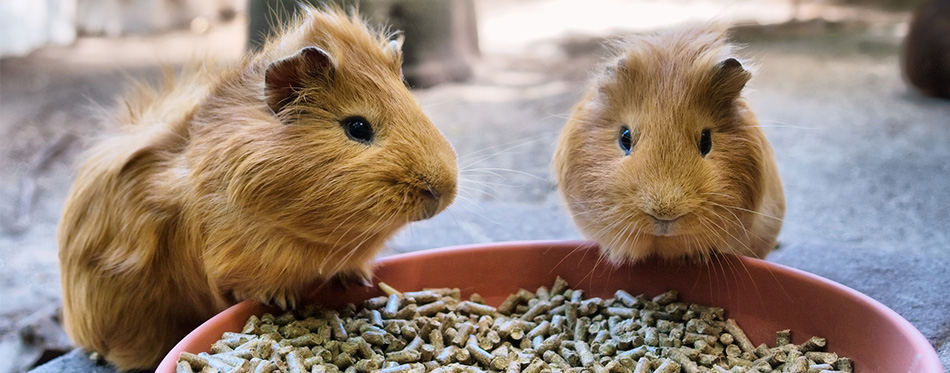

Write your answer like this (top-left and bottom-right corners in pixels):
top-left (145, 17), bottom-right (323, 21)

top-left (57, 6), bottom-right (457, 370)
top-left (553, 24), bottom-right (784, 263)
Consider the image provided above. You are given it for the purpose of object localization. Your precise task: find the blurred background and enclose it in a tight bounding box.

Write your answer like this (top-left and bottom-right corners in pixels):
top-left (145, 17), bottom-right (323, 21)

top-left (1, 0), bottom-right (948, 372)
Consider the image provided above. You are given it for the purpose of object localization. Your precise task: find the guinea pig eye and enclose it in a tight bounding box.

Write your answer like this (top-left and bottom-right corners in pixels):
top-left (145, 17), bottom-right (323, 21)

top-left (699, 128), bottom-right (712, 157)
top-left (619, 126), bottom-right (633, 155)
top-left (341, 116), bottom-right (374, 144)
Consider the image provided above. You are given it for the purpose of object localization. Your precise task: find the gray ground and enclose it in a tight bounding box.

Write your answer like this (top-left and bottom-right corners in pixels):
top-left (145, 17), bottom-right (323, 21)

top-left (1, 1), bottom-right (948, 372)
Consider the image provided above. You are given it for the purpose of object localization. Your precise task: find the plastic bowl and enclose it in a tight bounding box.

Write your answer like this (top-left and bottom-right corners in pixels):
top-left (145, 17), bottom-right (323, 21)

top-left (156, 240), bottom-right (943, 372)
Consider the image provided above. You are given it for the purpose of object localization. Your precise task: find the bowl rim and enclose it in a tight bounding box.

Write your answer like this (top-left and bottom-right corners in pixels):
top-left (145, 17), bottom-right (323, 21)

top-left (156, 239), bottom-right (944, 372)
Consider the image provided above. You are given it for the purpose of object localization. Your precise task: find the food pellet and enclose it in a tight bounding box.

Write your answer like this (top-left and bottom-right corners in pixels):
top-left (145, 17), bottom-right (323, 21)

top-left (179, 278), bottom-right (854, 372)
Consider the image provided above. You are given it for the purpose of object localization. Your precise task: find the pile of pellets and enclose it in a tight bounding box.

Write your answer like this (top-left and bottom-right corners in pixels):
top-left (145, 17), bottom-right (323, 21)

top-left (177, 278), bottom-right (853, 373)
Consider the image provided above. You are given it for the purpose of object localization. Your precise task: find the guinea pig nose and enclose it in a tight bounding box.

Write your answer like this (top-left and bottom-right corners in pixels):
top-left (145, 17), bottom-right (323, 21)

top-left (646, 211), bottom-right (685, 223)
top-left (421, 184), bottom-right (440, 202)
top-left (415, 182), bottom-right (448, 221)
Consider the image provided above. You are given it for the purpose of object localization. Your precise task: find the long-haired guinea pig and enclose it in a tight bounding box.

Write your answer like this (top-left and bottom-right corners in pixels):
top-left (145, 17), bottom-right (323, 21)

top-left (58, 6), bottom-right (457, 370)
top-left (553, 24), bottom-right (784, 263)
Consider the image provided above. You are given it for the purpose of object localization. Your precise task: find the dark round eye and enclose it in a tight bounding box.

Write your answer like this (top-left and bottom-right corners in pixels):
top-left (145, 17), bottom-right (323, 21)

top-left (341, 116), bottom-right (374, 144)
top-left (619, 126), bottom-right (633, 155)
top-left (699, 128), bottom-right (712, 157)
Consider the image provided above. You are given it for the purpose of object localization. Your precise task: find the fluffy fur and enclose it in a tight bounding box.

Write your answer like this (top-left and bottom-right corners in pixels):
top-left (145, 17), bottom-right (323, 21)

top-left (58, 7), bottom-right (457, 370)
top-left (553, 24), bottom-right (784, 263)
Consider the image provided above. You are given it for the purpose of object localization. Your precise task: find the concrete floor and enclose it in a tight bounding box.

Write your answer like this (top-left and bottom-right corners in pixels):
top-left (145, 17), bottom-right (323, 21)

top-left (1, 1), bottom-right (948, 371)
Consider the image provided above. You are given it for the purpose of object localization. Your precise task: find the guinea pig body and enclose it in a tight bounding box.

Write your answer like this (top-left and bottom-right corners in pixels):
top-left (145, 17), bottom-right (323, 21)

top-left (58, 7), bottom-right (457, 370)
top-left (553, 24), bottom-right (784, 263)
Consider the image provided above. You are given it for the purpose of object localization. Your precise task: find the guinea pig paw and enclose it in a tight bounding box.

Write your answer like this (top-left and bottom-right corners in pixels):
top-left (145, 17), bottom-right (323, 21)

top-left (333, 271), bottom-right (374, 290)
top-left (262, 291), bottom-right (298, 310)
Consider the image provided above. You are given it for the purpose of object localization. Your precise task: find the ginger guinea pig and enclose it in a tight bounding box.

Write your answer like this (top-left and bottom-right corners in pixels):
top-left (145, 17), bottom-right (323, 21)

top-left (58, 6), bottom-right (457, 370)
top-left (553, 24), bottom-right (784, 263)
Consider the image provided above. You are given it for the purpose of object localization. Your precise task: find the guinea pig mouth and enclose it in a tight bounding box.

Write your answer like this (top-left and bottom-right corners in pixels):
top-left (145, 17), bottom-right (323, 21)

top-left (650, 217), bottom-right (680, 236)
top-left (413, 187), bottom-right (447, 221)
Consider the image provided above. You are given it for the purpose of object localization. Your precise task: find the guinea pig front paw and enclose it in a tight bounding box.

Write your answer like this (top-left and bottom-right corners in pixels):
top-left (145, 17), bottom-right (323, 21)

top-left (332, 270), bottom-right (374, 290)
top-left (257, 290), bottom-right (299, 310)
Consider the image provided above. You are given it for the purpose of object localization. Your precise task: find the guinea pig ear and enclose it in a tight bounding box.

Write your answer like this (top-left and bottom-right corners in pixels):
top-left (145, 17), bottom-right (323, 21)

top-left (709, 57), bottom-right (751, 103)
top-left (386, 34), bottom-right (405, 56)
top-left (603, 58), bottom-right (627, 80)
top-left (598, 57), bottom-right (630, 98)
top-left (265, 46), bottom-right (335, 118)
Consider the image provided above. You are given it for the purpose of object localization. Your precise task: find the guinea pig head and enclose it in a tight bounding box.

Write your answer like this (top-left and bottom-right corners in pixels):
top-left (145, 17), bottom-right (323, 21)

top-left (555, 42), bottom-right (769, 263)
top-left (203, 13), bottom-right (458, 261)
top-left (262, 46), bottom-right (456, 239)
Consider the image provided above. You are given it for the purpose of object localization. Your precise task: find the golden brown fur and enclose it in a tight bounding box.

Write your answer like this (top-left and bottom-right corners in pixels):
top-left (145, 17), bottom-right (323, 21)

top-left (58, 6), bottom-right (457, 370)
top-left (553, 24), bottom-right (784, 263)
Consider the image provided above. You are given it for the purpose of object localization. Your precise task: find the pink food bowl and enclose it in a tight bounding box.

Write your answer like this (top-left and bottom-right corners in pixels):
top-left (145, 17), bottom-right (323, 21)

top-left (157, 240), bottom-right (943, 373)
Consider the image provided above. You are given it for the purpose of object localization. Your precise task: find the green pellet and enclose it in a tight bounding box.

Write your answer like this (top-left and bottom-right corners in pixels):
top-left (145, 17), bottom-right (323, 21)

top-left (802, 336), bottom-right (828, 352)
top-left (632, 357), bottom-right (651, 373)
top-left (361, 331), bottom-right (387, 346)
top-left (522, 357), bottom-right (547, 373)
top-left (807, 363), bottom-right (834, 373)
top-left (275, 312), bottom-right (296, 325)
top-left (417, 300), bottom-right (449, 317)
top-left (573, 340), bottom-right (595, 367)
top-left (209, 341), bottom-right (232, 355)
top-left (550, 276), bottom-right (570, 295)
top-left (383, 294), bottom-right (402, 318)
top-left (651, 290), bottom-right (679, 306)
top-left (377, 363), bottom-right (412, 373)
top-left (578, 297), bottom-right (602, 315)
top-left (175, 360), bottom-right (194, 373)
top-left (776, 329), bottom-right (792, 346)
top-left (835, 357), bottom-right (854, 372)
top-left (653, 359), bottom-right (681, 373)
top-left (505, 359), bottom-right (522, 373)
top-left (353, 358), bottom-right (378, 372)
top-left (363, 296), bottom-right (388, 310)
top-left (458, 301), bottom-right (497, 316)
top-left (404, 290), bottom-right (441, 304)
top-left (602, 360), bottom-right (625, 373)
top-left (559, 345), bottom-right (581, 366)
top-left (184, 278), bottom-right (852, 373)
top-left (177, 352), bottom-right (208, 370)
top-left (542, 349), bottom-right (569, 367)
top-left (724, 319), bottom-right (755, 353)
top-left (806, 351), bottom-right (839, 364)
top-left (605, 306), bottom-right (637, 319)
top-left (520, 300), bottom-right (551, 321)
top-left (394, 304), bottom-right (417, 320)
top-left (200, 353), bottom-right (245, 372)
top-left (499, 289), bottom-right (533, 315)
top-left (525, 320), bottom-right (549, 341)
top-left (452, 323), bottom-right (475, 346)
top-left (429, 328), bottom-right (445, 350)
top-left (570, 289), bottom-right (585, 303)
top-left (786, 355), bottom-right (809, 373)
top-left (535, 286), bottom-right (551, 302)
top-left (436, 345), bottom-right (467, 365)
top-left (285, 349), bottom-right (308, 373)
top-left (327, 311), bottom-right (347, 340)
top-left (688, 304), bottom-right (725, 321)
top-left (666, 348), bottom-right (701, 373)
top-left (252, 359), bottom-right (277, 373)
top-left (369, 309), bottom-right (384, 326)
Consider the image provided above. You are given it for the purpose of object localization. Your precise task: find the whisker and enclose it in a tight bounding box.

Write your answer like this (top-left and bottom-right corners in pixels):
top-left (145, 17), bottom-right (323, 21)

top-left (457, 137), bottom-right (547, 169)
